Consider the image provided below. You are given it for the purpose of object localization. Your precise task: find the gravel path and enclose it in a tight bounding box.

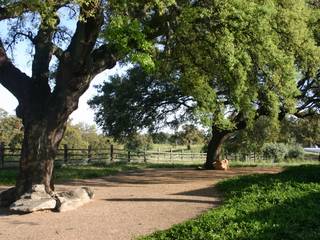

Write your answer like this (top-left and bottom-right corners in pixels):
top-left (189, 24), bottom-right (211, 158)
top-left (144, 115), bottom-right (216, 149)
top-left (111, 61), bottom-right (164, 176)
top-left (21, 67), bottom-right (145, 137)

top-left (0, 167), bottom-right (281, 240)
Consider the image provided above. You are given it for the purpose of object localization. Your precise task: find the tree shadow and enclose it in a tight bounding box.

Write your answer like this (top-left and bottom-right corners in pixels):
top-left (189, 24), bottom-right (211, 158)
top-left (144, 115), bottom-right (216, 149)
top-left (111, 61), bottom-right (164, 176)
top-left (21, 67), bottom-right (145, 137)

top-left (106, 198), bottom-right (222, 205)
top-left (0, 207), bottom-right (14, 217)
top-left (173, 186), bottom-right (223, 198)
top-left (62, 167), bottom-right (281, 188)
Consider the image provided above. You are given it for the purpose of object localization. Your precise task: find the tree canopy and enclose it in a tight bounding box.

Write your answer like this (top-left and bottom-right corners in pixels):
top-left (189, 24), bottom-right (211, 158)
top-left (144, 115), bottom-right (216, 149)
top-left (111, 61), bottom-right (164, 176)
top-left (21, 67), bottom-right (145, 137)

top-left (90, 0), bottom-right (320, 162)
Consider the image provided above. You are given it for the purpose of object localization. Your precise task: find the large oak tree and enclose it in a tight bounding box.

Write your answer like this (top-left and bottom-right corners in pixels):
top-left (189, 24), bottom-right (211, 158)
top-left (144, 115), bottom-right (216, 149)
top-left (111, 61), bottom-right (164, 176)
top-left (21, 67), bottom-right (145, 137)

top-left (0, 0), bottom-right (175, 205)
top-left (90, 0), bottom-right (320, 169)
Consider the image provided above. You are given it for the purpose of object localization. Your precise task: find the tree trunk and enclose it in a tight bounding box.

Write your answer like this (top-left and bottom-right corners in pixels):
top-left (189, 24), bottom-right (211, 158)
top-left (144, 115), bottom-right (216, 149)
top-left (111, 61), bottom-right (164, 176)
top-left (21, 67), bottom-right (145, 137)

top-left (204, 127), bottom-right (231, 169)
top-left (16, 119), bottom-right (66, 197)
top-left (0, 109), bottom-right (68, 206)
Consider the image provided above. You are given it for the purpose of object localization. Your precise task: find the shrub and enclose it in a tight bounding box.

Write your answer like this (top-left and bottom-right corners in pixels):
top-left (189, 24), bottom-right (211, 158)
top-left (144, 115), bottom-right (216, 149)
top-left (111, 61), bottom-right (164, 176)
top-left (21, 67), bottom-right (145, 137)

top-left (262, 143), bottom-right (288, 162)
top-left (124, 134), bottom-right (153, 151)
top-left (286, 145), bottom-right (305, 159)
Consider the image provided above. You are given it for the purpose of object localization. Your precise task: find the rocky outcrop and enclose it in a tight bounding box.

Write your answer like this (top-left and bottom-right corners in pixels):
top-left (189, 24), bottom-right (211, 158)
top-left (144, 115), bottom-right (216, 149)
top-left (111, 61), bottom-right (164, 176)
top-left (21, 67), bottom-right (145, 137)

top-left (10, 185), bottom-right (56, 213)
top-left (55, 187), bottom-right (94, 212)
top-left (7, 185), bottom-right (94, 213)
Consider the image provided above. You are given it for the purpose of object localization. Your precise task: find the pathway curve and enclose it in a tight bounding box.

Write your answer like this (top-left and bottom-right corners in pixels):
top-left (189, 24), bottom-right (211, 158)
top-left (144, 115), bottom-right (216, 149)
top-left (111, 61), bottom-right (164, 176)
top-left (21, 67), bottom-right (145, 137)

top-left (0, 167), bottom-right (281, 240)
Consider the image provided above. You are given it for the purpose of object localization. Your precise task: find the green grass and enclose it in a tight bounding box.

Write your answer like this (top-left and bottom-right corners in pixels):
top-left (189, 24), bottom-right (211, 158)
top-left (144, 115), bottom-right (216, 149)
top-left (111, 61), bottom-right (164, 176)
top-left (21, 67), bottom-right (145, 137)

top-left (138, 165), bottom-right (320, 240)
top-left (0, 162), bottom-right (145, 185)
top-left (229, 160), bottom-right (320, 167)
top-left (0, 162), bottom-right (203, 185)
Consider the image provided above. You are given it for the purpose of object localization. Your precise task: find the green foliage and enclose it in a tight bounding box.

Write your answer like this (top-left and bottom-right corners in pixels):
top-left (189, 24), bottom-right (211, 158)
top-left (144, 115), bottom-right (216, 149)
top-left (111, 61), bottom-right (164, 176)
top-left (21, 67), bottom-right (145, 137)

top-left (139, 165), bottom-right (320, 240)
top-left (168, 125), bottom-right (206, 146)
top-left (160, 0), bottom-right (320, 129)
top-left (59, 122), bottom-right (111, 149)
top-left (60, 122), bottom-right (88, 149)
top-left (124, 133), bottom-right (153, 151)
top-left (150, 132), bottom-right (170, 144)
top-left (105, 0), bottom-right (177, 70)
top-left (89, 67), bottom-right (193, 139)
top-left (286, 145), bottom-right (305, 159)
top-left (261, 143), bottom-right (288, 162)
top-left (0, 109), bottom-right (23, 148)
top-left (224, 116), bottom-right (280, 154)
top-left (280, 115), bottom-right (320, 147)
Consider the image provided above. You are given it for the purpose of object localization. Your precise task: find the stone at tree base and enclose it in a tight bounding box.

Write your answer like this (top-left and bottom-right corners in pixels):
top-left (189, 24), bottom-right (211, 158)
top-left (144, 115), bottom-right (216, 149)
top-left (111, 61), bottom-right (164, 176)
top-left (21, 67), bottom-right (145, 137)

top-left (9, 185), bottom-right (56, 213)
top-left (214, 159), bottom-right (229, 170)
top-left (55, 187), bottom-right (94, 212)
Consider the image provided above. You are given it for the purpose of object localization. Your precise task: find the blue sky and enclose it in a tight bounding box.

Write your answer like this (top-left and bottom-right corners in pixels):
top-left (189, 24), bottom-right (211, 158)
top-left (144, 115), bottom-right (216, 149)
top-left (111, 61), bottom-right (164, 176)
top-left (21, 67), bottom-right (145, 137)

top-left (0, 10), bottom-right (124, 126)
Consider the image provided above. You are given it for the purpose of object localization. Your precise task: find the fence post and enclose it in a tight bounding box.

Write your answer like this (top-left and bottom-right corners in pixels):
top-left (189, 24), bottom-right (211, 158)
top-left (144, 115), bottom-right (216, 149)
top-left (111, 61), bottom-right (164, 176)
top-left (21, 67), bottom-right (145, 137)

top-left (128, 150), bottom-right (131, 163)
top-left (181, 149), bottom-right (184, 161)
top-left (110, 144), bottom-right (114, 163)
top-left (157, 148), bottom-right (160, 162)
top-left (170, 148), bottom-right (172, 162)
top-left (143, 148), bottom-right (147, 163)
top-left (0, 142), bottom-right (5, 168)
top-left (64, 144), bottom-right (68, 164)
top-left (87, 145), bottom-right (92, 163)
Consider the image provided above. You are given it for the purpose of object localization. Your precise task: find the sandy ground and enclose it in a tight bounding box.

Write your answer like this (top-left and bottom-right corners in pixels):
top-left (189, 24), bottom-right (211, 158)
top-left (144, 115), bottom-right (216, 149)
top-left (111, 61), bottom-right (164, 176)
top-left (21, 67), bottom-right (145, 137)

top-left (0, 167), bottom-right (281, 240)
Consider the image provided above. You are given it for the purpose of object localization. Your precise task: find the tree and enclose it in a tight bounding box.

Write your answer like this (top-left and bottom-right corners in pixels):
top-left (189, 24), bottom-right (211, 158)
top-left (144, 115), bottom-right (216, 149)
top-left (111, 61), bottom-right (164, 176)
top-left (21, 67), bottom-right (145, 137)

top-left (0, 108), bottom-right (23, 149)
top-left (0, 0), bottom-right (177, 205)
top-left (280, 115), bottom-right (320, 147)
top-left (89, 67), bottom-right (194, 140)
top-left (91, 0), bottom-right (320, 169)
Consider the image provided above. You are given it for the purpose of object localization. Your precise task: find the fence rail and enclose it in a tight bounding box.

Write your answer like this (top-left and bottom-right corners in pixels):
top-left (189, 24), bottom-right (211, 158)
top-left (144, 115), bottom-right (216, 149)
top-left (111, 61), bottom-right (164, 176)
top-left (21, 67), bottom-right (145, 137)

top-left (1, 142), bottom-right (319, 169)
top-left (0, 142), bottom-right (207, 168)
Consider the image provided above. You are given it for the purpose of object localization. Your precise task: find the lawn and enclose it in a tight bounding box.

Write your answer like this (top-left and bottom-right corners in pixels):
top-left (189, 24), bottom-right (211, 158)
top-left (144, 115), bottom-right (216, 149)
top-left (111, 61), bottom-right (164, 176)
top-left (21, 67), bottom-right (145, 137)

top-left (0, 162), bottom-right (201, 185)
top-left (139, 165), bottom-right (320, 240)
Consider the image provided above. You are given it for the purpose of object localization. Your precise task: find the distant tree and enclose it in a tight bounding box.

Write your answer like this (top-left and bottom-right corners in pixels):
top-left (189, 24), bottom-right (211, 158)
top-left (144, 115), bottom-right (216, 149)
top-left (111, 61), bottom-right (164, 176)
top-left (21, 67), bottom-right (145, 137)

top-left (74, 123), bottom-right (111, 149)
top-left (89, 67), bottom-right (194, 140)
top-left (60, 122), bottom-right (88, 149)
top-left (124, 133), bottom-right (153, 151)
top-left (280, 115), bottom-right (320, 147)
top-left (224, 116), bottom-right (280, 155)
top-left (0, 109), bottom-right (23, 149)
top-left (150, 132), bottom-right (170, 144)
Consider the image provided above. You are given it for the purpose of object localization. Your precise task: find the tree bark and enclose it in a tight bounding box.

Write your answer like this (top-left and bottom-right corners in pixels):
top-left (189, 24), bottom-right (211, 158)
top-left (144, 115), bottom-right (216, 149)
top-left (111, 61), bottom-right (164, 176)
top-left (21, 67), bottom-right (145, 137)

top-left (16, 118), bottom-right (66, 196)
top-left (204, 127), bottom-right (231, 169)
top-left (0, 2), bottom-right (119, 206)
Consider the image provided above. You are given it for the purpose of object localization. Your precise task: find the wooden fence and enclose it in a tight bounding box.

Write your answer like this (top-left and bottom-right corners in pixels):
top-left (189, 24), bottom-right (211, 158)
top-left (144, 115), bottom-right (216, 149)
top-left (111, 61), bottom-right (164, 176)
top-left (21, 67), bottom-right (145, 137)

top-left (1, 142), bottom-right (319, 169)
top-left (0, 142), bottom-right (207, 168)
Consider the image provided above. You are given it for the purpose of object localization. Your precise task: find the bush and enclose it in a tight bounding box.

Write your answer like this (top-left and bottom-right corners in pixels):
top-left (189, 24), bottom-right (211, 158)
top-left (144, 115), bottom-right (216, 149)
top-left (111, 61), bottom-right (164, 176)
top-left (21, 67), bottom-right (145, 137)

top-left (286, 145), bottom-right (305, 159)
top-left (124, 134), bottom-right (153, 151)
top-left (262, 143), bottom-right (288, 162)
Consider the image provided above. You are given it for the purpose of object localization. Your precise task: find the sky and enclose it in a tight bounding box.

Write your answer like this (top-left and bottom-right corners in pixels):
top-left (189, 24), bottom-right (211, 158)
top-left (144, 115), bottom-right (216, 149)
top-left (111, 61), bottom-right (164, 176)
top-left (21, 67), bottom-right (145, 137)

top-left (0, 8), bottom-right (124, 127)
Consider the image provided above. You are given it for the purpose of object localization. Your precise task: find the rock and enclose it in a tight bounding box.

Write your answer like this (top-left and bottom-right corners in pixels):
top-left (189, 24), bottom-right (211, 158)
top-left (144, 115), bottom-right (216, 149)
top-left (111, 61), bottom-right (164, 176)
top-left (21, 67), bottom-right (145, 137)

top-left (214, 159), bottom-right (229, 170)
top-left (55, 187), bottom-right (94, 212)
top-left (10, 185), bottom-right (56, 213)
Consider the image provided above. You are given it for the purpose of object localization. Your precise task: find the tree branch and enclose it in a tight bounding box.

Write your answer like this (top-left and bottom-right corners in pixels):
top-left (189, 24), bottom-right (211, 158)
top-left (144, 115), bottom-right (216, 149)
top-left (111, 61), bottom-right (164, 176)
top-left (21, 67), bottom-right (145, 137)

top-left (90, 44), bottom-right (119, 75)
top-left (0, 40), bottom-right (31, 102)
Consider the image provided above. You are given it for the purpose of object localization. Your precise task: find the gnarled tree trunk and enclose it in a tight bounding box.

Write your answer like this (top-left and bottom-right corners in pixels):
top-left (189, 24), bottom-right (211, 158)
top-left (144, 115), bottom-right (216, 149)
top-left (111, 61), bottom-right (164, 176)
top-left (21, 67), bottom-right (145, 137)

top-left (204, 113), bottom-right (247, 170)
top-left (16, 117), bottom-right (66, 196)
top-left (0, 2), bottom-right (119, 206)
top-left (204, 126), bottom-right (231, 169)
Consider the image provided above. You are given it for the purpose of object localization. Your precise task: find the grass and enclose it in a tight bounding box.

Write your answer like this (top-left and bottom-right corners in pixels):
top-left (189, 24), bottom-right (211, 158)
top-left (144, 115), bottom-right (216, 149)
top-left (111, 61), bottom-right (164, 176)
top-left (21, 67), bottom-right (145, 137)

top-left (229, 160), bottom-right (320, 167)
top-left (138, 164), bottom-right (320, 240)
top-left (0, 162), bottom-right (202, 185)
top-left (0, 162), bottom-right (144, 185)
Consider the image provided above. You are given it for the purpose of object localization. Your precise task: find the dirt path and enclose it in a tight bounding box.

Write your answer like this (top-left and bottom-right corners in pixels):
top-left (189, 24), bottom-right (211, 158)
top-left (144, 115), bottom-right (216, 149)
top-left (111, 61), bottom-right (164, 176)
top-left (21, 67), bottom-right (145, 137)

top-left (0, 167), bottom-right (281, 240)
